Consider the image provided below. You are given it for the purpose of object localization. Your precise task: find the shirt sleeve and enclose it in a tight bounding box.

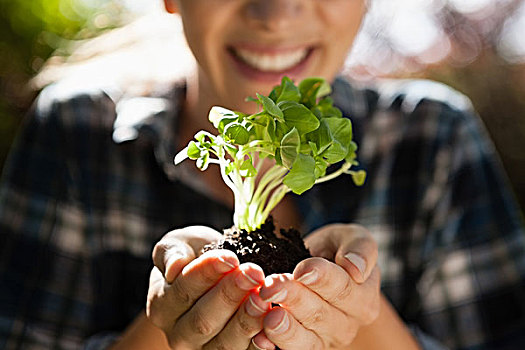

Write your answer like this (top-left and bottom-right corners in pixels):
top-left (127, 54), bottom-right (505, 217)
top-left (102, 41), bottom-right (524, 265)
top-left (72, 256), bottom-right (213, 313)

top-left (0, 95), bottom-right (68, 348)
top-left (0, 87), bottom-right (105, 349)
top-left (414, 106), bottom-right (525, 349)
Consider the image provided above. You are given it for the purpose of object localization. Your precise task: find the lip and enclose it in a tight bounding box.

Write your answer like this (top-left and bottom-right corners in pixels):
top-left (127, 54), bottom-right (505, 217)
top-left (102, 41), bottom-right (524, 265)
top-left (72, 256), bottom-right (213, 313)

top-left (226, 44), bottom-right (315, 84)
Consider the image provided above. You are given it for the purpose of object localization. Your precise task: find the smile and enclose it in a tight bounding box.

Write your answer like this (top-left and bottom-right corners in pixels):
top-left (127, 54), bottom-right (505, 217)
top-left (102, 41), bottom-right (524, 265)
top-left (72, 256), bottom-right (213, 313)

top-left (229, 46), bottom-right (313, 73)
top-left (231, 47), bottom-right (310, 72)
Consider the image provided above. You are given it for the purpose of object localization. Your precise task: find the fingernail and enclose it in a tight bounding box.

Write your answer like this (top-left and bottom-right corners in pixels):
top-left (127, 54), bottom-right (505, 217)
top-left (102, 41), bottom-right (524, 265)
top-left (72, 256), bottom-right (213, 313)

top-left (235, 270), bottom-right (262, 290)
top-left (296, 269), bottom-right (318, 285)
top-left (251, 339), bottom-right (264, 350)
top-left (267, 311), bottom-right (289, 333)
top-left (164, 253), bottom-right (184, 282)
top-left (261, 289), bottom-right (287, 303)
top-left (251, 338), bottom-right (274, 350)
top-left (345, 252), bottom-right (366, 278)
top-left (245, 293), bottom-right (268, 317)
top-left (216, 256), bottom-right (237, 273)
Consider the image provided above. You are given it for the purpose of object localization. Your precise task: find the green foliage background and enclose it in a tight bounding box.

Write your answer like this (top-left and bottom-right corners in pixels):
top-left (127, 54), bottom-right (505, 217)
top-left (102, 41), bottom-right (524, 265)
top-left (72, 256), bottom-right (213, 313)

top-left (0, 0), bottom-right (123, 167)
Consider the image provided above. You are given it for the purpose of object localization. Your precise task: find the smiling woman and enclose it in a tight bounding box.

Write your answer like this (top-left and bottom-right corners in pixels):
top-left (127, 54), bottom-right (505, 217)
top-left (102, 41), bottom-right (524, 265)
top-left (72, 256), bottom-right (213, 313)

top-left (168, 0), bottom-right (367, 119)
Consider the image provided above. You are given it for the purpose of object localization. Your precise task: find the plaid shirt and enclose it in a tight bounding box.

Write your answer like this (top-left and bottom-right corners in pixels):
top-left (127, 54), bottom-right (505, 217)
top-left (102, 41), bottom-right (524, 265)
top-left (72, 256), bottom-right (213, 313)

top-left (1, 76), bottom-right (524, 349)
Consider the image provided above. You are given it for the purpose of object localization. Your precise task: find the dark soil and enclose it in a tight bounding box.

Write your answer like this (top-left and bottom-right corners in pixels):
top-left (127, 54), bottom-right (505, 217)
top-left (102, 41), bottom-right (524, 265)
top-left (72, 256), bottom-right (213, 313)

top-left (203, 217), bottom-right (311, 275)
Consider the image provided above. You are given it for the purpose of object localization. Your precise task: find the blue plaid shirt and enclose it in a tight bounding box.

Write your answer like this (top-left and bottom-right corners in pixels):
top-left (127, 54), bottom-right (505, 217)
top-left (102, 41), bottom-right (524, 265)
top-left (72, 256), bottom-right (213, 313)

top-left (1, 76), bottom-right (524, 349)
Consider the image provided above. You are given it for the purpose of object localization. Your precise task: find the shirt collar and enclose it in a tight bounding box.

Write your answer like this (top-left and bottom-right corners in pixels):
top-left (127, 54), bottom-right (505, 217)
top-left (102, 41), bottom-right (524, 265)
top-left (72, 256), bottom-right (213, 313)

top-left (333, 76), bottom-right (367, 116)
top-left (112, 83), bottom-right (186, 181)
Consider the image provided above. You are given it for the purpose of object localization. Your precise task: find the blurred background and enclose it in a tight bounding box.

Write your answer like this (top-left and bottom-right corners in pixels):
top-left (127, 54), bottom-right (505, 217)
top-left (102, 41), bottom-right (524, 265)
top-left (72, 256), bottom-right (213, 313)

top-left (1, 0), bottom-right (525, 207)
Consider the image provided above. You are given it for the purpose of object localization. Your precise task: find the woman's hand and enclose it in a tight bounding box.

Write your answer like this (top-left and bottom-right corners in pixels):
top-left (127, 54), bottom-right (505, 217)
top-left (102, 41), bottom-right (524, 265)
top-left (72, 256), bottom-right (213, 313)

top-left (146, 226), bottom-right (271, 349)
top-left (254, 224), bottom-right (381, 350)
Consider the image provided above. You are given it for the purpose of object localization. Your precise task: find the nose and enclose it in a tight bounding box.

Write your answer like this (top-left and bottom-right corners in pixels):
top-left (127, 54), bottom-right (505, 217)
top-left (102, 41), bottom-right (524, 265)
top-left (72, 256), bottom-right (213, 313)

top-left (243, 0), bottom-right (305, 32)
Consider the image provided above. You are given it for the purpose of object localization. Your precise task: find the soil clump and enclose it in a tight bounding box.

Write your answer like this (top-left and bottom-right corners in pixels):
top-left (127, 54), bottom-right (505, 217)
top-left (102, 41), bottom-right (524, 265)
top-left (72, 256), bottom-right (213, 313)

top-left (203, 217), bottom-right (311, 275)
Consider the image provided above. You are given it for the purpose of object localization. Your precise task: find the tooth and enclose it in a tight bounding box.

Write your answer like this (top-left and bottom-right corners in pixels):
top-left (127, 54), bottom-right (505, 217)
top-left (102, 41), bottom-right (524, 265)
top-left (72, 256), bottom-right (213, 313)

top-left (236, 48), bottom-right (307, 72)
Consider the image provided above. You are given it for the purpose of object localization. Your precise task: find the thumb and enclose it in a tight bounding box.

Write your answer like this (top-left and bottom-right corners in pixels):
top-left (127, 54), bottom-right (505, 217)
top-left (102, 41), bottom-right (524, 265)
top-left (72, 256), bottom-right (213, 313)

top-left (152, 225), bottom-right (223, 283)
top-left (333, 224), bottom-right (378, 284)
top-left (305, 223), bottom-right (378, 284)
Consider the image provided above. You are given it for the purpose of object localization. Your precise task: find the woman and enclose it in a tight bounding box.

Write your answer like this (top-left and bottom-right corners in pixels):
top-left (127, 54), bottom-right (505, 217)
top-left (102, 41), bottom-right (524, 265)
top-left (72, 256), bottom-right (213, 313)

top-left (1, 0), bottom-right (524, 349)
top-left (138, 1), bottom-right (416, 349)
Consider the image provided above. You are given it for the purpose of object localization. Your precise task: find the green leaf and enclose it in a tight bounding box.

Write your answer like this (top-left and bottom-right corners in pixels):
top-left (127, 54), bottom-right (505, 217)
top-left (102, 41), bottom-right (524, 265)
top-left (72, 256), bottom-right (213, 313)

top-left (276, 76), bottom-right (301, 103)
top-left (275, 120), bottom-right (291, 141)
top-left (321, 117), bottom-right (352, 162)
top-left (345, 141), bottom-right (358, 163)
top-left (224, 123), bottom-right (250, 145)
top-left (218, 117), bottom-right (238, 134)
top-left (257, 93), bottom-right (284, 122)
top-left (314, 159), bottom-right (328, 178)
top-left (299, 78), bottom-right (331, 107)
top-left (283, 154), bottom-right (316, 195)
top-left (225, 144), bottom-right (238, 158)
top-left (240, 158), bottom-right (257, 177)
top-left (194, 130), bottom-right (206, 143)
top-left (300, 142), bottom-right (313, 154)
top-left (317, 97), bottom-right (343, 118)
top-left (351, 170), bottom-right (367, 186)
top-left (269, 86), bottom-right (280, 102)
top-left (308, 119), bottom-right (332, 155)
top-left (225, 162), bottom-right (235, 175)
top-left (209, 106), bottom-right (237, 129)
top-left (187, 141), bottom-right (201, 159)
top-left (275, 147), bottom-right (283, 166)
top-left (249, 112), bottom-right (270, 126)
top-left (308, 141), bottom-right (318, 156)
top-left (280, 127), bottom-right (300, 169)
top-left (281, 102), bottom-right (320, 135)
top-left (251, 113), bottom-right (276, 142)
top-left (324, 117), bottom-right (352, 145)
top-left (267, 116), bottom-right (276, 142)
top-left (323, 142), bottom-right (348, 163)
top-left (277, 100), bottom-right (297, 110)
top-left (196, 152), bottom-right (210, 170)
top-left (349, 140), bottom-right (358, 153)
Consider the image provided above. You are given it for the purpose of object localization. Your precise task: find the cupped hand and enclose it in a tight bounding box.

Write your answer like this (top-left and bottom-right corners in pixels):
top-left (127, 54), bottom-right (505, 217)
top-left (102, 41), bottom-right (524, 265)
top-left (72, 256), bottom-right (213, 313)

top-left (254, 223), bottom-right (380, 350)
top-left (146, 226), bottom-right (271, 349)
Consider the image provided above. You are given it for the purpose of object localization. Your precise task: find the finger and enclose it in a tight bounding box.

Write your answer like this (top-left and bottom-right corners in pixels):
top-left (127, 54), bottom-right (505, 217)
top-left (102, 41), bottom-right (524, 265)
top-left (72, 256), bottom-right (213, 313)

top-left (171, 263), bottom-right (265, 347)
top-left (204, 291), bottom-right (271, 350)
top-left (293, 258), bottom-right (353, 313)
top-left (147, 250), bottom-right (239, 332)
top-left (146, 266), bottom-right (171, 329)
top-left (306, 224), bottom-right (378, 283)
top-left (153, 239), bottom-right (194, 283)
top-left (251, 332), bottom-right (276, 350)
top-left (295, 258), bottom-right (381, 325)
top-left (263, 307), bottom-right (323, 350)
top-left (259, 273), bottom-right (352, 347)
top-left (335, 228), bottom-right (377, 283)
top-left (169, 249), bottom-right (240, 315)
top-left (152, 226), bottom-right (224, 282)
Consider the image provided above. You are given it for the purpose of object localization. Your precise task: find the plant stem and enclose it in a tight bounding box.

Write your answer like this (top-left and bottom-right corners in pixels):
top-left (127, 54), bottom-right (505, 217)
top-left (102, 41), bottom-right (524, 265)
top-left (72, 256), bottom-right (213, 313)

top-left (260, 184), bottom-right (290, 222)
top-left (315, 162), bottom-right (352, 185)
top-left (252, 166), bottom-right (288, 204)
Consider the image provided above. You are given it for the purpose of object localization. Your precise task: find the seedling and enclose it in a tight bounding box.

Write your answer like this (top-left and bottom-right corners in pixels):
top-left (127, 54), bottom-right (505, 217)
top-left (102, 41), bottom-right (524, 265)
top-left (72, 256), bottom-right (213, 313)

top-left (175, 77), bottom-right (365, 233)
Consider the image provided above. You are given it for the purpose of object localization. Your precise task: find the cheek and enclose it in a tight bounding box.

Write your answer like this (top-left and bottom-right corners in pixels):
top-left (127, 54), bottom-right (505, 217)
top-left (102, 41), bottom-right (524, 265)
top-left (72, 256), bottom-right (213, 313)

top-left (326, 5), bottom-right (366, 56)
top-left (180, 18), bottom-right (220, 80)
top-left (318, 13), bottom-right (365, 76)
top-left (177, 3), bottom-right (221, 59)
top-left (325, 1), bottom-right (366, 38)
